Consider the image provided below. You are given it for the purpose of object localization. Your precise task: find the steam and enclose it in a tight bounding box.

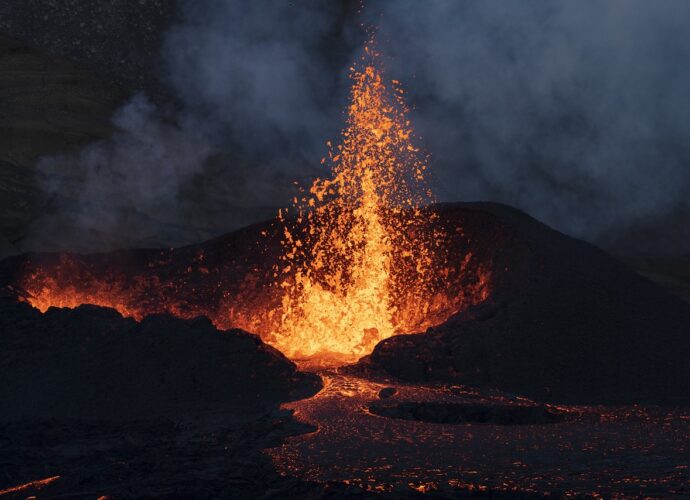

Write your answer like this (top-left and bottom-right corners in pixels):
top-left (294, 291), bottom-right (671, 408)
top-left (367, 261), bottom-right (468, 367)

top-left (30, 1), bottom-right (352, 251)
top-left (163, 0), bottom-right (350, 166)
top-left (32, 95), bottom-right (215, 250)
top-left (31, 0), bottom-right (690, 253)
top-left (367, 0), bottom-right (690, 251)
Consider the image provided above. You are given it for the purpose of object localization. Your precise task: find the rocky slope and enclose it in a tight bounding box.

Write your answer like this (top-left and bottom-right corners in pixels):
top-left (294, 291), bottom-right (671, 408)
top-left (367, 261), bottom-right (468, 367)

top-left (362, 203), bottom-right (690, 405)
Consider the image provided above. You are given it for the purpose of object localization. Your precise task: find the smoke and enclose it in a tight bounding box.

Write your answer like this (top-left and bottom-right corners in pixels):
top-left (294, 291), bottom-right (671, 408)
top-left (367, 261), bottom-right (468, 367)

top-left (163, 0), bottom-right (353, 167)
top-left (32, 95), bottom-right (216, 250)
top-left (30, 0), bottom-right (356, 251)
top-left (366, 0), bottom-right (690, 250)
top-left (31, 0), bottom-right (690, 253)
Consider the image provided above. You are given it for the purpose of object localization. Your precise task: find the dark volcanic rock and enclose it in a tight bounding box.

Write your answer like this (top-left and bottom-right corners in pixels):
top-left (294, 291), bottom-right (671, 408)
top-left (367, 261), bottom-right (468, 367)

top-left (365, 202), bottom-right (690, 405)
top-left (378, 387), bottom-right (397, 399)
top-left (0, 297), bottom-right (320, 421)
top-left (368, 402), bottom-right (564, 425)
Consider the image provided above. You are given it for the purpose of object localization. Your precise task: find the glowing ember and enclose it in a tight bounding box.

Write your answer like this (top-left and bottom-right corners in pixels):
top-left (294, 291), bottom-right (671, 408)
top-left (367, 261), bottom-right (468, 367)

top-left (15, 37), bottom-right (491, 366)
top-left (0, 475), bottom-right (61, 496)
top-left (271, 38), bottom-right (453, 361)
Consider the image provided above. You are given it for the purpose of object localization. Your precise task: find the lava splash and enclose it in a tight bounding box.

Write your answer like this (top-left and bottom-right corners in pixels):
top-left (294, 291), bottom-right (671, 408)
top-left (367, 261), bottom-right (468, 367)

top-left (272, 39), bottom-right (461, 361)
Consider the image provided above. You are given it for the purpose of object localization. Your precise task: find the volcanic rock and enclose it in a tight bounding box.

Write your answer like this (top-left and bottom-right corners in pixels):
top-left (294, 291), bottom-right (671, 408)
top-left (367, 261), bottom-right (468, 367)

top-left (378, 387), bottom-right (397, 399)
top-left (364, 202), bottom-right (690, 405)
top-left (368, 401), bottom-right (564, 425)
top-left (0, 297), bottom-right (320, 421)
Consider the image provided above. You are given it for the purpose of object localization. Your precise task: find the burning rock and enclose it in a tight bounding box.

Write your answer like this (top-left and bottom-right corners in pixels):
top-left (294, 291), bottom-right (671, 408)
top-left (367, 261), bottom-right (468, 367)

top-left (273, 40), bottom-right (446, 361)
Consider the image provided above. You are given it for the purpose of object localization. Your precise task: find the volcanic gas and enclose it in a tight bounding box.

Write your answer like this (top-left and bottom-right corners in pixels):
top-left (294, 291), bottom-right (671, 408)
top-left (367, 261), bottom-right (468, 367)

top-left (12, 38), bottom-right (492, 366)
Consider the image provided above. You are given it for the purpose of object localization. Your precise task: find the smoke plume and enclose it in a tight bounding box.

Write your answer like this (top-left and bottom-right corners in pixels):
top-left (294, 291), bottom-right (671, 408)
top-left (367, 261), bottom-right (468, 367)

top-left (368, 0), bottom-right (690, 252)
top-left (32, 0), bottom-right (690, 253)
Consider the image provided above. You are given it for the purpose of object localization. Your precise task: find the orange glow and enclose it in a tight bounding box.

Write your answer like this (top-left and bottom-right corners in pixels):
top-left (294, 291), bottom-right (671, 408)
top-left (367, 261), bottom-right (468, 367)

top-left (0, 475), bottom-right (60, 496)
top-left (271, 38), bottom-right (462, 361)
top-left (17, 37), bottom-right (491, 367)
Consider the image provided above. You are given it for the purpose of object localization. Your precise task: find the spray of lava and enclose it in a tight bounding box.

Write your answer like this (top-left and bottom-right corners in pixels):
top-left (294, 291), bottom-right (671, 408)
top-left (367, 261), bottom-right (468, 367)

top-left (15, 37), bottom-right (491, 367)
top-left (270, 39), bottom-right (452, 362)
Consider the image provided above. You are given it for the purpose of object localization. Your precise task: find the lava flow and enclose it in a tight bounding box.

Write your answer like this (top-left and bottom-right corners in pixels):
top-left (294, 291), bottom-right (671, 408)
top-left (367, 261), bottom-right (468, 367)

top-left (14, 38), bottom-right (491, 366)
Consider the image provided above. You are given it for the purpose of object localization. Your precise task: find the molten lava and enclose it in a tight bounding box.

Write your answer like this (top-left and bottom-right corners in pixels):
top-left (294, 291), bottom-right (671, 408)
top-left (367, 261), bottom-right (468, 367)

top-left (272, 40), bottom-right (454, 361)
top-left (15, 38), bottom-right (492, 366)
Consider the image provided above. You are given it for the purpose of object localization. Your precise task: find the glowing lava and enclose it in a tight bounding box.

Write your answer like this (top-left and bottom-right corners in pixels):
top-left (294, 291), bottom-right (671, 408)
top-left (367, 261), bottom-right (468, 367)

top-left (271, 39), bottom-right (450, 361)
top-left (15, 37), bottom-right (491, 367)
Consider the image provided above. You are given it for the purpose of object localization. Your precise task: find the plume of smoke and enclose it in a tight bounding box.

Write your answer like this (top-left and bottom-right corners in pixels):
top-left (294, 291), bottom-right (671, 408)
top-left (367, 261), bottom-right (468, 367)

top-left (30, 1), bottom-right (354, 251)
top-left (163, 0), bottom-right (352, 167)
top-left (32, 95), bottom-right (215, 250)
top-left (31, 0), bottom-right (690, 253)
top-left (366, 0), bottom-right (690, 251)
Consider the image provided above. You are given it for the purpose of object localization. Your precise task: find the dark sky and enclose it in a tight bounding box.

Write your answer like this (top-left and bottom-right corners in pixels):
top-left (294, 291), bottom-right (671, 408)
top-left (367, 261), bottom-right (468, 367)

top-left (37, 1), bottom-right (690, 253)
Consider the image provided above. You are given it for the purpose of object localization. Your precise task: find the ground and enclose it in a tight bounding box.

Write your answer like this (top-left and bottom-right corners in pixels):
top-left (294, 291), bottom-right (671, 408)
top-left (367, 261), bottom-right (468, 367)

top-left (2, 371), bottom-right (689, 497)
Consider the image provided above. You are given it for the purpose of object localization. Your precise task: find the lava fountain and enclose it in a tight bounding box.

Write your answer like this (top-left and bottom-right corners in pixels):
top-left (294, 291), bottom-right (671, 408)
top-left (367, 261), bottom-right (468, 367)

top-left (12, 38), bottom-right (491, 367)
top-left (271, 39), bottom-right (455, 362)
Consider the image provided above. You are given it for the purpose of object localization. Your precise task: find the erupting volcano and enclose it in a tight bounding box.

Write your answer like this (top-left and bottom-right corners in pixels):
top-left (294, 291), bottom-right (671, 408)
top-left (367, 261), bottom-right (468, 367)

top-left (13, 37), bottom-right (491, 366)
top-left (272, 39), bottom-right (484, 361)
top-left (4, 4), bottom-right (690, 498)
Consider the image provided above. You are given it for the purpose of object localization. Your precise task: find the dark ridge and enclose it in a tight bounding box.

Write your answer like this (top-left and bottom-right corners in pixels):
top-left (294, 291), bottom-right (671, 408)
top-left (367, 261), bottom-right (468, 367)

top-left (0, 297), bottom-right (320, 421)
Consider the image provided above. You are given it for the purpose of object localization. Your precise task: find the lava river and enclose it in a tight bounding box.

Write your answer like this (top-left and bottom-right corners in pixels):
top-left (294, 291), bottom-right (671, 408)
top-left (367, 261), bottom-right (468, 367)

top-left (266, 371), bottom-right (690, 496)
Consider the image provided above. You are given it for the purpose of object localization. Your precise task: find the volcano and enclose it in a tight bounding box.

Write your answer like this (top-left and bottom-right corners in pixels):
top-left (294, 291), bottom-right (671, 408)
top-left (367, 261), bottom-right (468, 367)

top-left (3, 200), bottom-right (690, 407)
top-left (3, 34), bottom-right (690, 402)
top-left (3, 201), bottom-right (690, 496)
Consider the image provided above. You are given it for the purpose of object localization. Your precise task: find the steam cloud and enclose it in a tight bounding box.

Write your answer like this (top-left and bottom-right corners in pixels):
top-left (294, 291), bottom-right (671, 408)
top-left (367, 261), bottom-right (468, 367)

top-left (33, 0), bottom-right (690, 253)
top-left (369, 0), bottom-right (690, 252)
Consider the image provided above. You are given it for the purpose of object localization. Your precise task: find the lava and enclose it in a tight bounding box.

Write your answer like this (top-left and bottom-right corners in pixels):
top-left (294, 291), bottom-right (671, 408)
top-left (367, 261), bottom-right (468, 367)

top-left (267, 371), bottom-right (690, 495)
top-left (272, 38), bottom-right (459, 361)
top-left (14, 37), bottom-right (492, 366)
top-left (0, 475), bottom-right (61, 496)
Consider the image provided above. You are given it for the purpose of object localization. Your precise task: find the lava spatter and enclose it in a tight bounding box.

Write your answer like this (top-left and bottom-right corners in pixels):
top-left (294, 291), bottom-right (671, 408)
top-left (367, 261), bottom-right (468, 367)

top-left (16, 38), bottom-right (492, 367)
top-left (272, 38), bottom-right (465, 362)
